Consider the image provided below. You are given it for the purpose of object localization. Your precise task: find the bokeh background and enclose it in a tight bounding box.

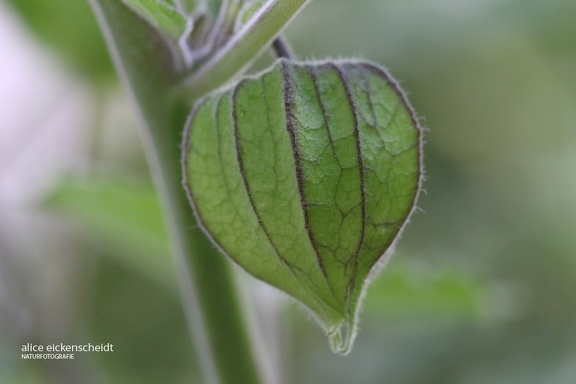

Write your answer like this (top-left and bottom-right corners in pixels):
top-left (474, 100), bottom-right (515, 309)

top-left (1, 0), bottom-right (575, 383)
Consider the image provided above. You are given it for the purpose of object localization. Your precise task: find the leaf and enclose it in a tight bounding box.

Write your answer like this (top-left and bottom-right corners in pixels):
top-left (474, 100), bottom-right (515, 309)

top-left (43, 177), bottom-right (174, 288)
top-left (7, 0), bottom-right (113, 81)
top-left (120, 0), bottom-right (187, 40)
top-left (182, 58), bottom-right (423, 354)
top-left (364, 262), bottom-right (484, 319)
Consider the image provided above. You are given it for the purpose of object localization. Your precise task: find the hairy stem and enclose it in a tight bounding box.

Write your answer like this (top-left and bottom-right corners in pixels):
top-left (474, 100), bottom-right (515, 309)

top-left (272, 36), bottom-right (294, 59)
top-left (89, 1), bottom-right (266, 383)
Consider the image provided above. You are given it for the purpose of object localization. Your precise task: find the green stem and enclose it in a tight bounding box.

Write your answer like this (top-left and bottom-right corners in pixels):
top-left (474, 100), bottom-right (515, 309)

top-left (178, 0), bottom-right (312, 101)
top-left (89, 1), bottom-right (263, 383)
top-left (90, 0), bottom-right (312, 382)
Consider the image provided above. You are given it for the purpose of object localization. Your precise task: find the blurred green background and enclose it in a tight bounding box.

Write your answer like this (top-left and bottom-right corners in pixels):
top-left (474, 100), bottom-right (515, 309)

top-left (1, 0), bottom-right (575, 383)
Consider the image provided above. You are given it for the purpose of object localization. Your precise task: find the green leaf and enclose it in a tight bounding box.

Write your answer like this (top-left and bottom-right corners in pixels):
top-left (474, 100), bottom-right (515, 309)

top-left (364, 262), bottom-right (485, 319)
top-left (121, 0), bottom-right (187, 40)
top-left (182, 58), bottom-right (423, 354)
top-left (43, 177), bottom-right (174, 288)
top-left (7, 0), bottom-right (113, 81)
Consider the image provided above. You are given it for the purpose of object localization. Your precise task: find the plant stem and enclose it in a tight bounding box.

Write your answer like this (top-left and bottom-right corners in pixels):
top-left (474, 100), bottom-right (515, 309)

top-left (178, 0), bottom-right (312, 102)
top-left (89, 1), bottom-right (263, 383)
top-left (91, 0), bottom-right (313, 382)
top-left (272, 36), bottom-right (294, 59)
